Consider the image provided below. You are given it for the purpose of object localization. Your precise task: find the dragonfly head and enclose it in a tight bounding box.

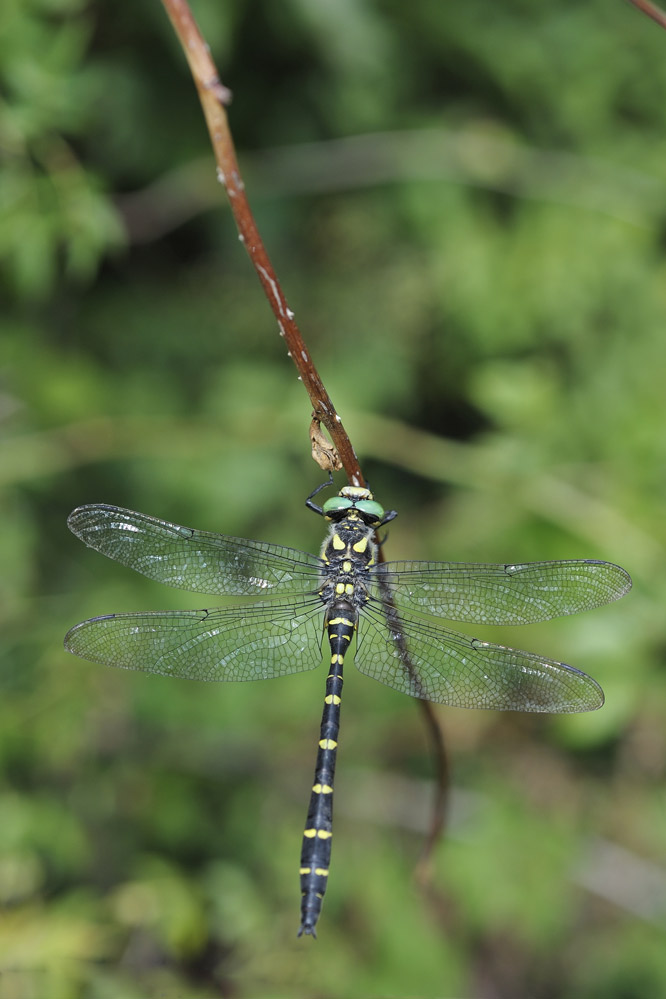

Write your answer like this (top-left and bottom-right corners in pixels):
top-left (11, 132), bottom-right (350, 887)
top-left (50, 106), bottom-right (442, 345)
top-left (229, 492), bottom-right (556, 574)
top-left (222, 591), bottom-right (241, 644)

top-left (322, 486), bottom-right (388, 527)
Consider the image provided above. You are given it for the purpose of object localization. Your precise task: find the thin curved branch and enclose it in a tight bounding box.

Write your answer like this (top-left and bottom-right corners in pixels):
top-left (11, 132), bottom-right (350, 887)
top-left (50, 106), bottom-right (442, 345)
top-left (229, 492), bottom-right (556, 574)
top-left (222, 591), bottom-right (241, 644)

top-left (160, 0), bottom-right (361, 483)
top-left (159, 0), bottom-right (449, 878)
top-left (625, 0), bottom-right (666, 30)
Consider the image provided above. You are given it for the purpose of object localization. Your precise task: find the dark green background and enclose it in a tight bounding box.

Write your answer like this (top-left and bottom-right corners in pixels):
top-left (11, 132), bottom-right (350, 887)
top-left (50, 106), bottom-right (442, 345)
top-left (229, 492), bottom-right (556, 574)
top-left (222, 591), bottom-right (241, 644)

top-left (1, 1), bottom-right (662, 996)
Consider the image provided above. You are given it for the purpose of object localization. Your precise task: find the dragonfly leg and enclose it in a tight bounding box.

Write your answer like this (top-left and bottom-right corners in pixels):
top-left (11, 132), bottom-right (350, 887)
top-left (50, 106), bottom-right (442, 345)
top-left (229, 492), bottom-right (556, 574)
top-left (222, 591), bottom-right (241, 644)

top-left (305, 473), bottom-right (334, 518)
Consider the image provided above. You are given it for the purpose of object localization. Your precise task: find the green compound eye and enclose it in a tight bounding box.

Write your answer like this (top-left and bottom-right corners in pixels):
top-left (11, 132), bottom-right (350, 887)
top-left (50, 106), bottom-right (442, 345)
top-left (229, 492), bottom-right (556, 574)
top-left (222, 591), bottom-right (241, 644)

top-left (323, 496), bottom-right (353, 515)
top-left (355, 500), bottom-right (385, 521)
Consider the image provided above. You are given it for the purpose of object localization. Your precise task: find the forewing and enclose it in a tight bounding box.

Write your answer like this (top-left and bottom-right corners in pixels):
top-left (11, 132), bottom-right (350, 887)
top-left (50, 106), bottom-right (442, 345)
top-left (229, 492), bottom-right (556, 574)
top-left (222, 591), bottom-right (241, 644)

top-left (64, 596), bottom-right (325, 681)
top-left (354, 600), bottom-right (604, 712)
top-left (68, 505), bottom-right (322, 596)
top-left (373, 559), bottom-right (631, 625)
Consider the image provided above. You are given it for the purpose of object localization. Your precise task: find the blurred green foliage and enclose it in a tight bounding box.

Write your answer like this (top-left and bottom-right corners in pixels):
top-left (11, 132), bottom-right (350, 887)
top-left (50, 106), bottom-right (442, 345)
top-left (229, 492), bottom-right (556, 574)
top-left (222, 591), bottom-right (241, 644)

top-left (1, 0), bottom-right (664, 996)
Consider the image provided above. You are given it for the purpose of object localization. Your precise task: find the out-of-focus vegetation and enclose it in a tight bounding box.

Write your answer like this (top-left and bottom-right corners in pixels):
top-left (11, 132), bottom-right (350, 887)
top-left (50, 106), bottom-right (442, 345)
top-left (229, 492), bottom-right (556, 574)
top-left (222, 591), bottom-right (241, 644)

top-left (1, 0), bottom-right (664, 996)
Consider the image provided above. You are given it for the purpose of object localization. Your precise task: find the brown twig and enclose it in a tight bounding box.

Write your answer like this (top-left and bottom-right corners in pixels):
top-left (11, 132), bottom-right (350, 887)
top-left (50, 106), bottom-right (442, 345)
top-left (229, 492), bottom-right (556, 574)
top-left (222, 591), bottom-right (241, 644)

top-left (159, 0), bottom-right (448, 879)
top-left (625, 0), bottom-right (666, 30)
top-left (160, 0), bottom-right (358, 482)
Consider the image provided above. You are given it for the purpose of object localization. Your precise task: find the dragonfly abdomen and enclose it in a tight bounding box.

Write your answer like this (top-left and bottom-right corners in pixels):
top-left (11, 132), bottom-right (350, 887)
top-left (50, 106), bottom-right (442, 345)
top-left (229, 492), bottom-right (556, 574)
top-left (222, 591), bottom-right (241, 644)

top-left (298, 601), bottom-right (356, 937)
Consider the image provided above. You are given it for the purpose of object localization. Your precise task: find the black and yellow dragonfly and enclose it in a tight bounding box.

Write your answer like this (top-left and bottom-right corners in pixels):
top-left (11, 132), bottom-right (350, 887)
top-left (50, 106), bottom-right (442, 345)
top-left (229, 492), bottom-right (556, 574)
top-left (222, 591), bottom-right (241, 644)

top-left (65, 483), bottom-right (631, 936)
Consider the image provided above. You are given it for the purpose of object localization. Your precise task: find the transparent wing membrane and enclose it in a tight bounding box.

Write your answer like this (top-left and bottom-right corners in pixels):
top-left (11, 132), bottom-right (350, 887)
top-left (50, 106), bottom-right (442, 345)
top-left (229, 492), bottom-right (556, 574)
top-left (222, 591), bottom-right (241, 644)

top-left (64, 596), bottom-right (325, 681)
top-left (356, 600), bottom-right (604, 712)
top-left (68, 505), bottom-right (323, 597)
top-left (374, 559), bottom-right (631, 625)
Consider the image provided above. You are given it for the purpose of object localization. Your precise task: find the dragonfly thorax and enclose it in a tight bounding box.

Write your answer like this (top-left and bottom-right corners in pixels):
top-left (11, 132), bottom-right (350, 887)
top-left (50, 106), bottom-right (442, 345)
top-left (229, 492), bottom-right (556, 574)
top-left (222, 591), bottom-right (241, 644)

top-left (317, 516), bottom-right (377, 612)
top-left (320, 517), bottom-right (378, 567)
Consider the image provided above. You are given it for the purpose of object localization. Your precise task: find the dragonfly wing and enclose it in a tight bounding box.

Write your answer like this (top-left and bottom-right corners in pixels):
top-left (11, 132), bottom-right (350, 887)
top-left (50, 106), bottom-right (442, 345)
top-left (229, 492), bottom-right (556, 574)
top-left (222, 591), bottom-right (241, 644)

top-left (354, 600), bottom-right (604, 712)
top-left (64, 596), bottom-right (325, 681)
top-left (68, 505), bottom-right (322, 597)
top-left (373, 559), bottom-right (631, 625)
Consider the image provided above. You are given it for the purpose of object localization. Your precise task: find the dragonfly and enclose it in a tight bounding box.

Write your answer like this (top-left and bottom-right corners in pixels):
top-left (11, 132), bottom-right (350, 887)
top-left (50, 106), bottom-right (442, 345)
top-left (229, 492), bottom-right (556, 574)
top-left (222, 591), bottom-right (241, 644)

top-left (64, 481), bottom-right (631, 937)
